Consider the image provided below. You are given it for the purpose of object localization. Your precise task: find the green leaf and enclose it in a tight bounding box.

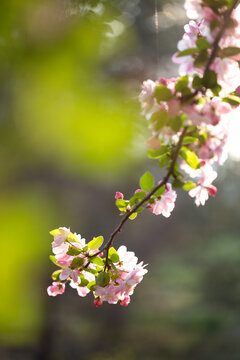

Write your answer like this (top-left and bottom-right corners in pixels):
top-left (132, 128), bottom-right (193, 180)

top-left (90, 256), bottom-right (104, 266)
top-left (175, 75), bottom-right (189, 93)
top-left (183, 181), bottom-right (197, 191)
top-left (115, 199), bottom-right (128, 210)
top-left (79, 276), bottom-right (89, 287)
top-left (177, 48), bottom-right (199, 57)
top-left (140, 171), bottom-right (154, 192)
top-left (109, 247), bottom-right (120, 263)
top-left (220, 46), bottom-right (240, 57)
top-left (67, 232), bottom-right (80, 242)
top-left (196, 37), bottom-right (212, 50)
top-left (49, 255), bottom-right (64, 268)
top-left (180, 147), bottom-right (200, 169)
top-left (223, 95), bottom-right (240, 106)
top-left (129, 212), bottom-right (137, 220)
top-left (129, 192), bottom-right (146, 206)
top-left (172, 179), bottom-right (184, 188)
top-left (85, 268), bottom-right (98, 275)
top-left (169, 115), bottom-right (184, 132)
top-left (182, 136), bottom-right (198, 145)
top-left (154, 185), bottom-right (166, 196)
top-left (51, 270), bottom-right (61, 281)
top-left (194, 49), bottom-right (208, 68)
top-left (87, 281), bottom-right (96, 291)
top-left (70, 257), bottom-right (84, 269)
top-left (158, 154), bottom-right (170, 167)
top-left (202, 70), bottom-right (218, 89)
top-left (49, 229), bottom-right (61, 236)
top-left (192, 75), bottom-right (202, 89)
top-left (149, 110), bottom-right (168, 130)
top-left (96, 272), bottom-right (110, 287)
top-left (88, 236), bottom-right (104, 250)
top-left (154, 85), bottom-right (173, 102)
top-left (67, 246), bottom-right (82, 256)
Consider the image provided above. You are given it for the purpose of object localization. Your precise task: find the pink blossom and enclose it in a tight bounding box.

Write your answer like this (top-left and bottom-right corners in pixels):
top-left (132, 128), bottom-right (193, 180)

top-left (47, 282), bottom-right (65, 296)
top-left (139, 79), bottom-right (158, 116)
top-left (184, 0), bottom-right (203, 19)
top-left (149, 183), bottom-right (177, 217)
top-left (115, 192), bottom-right (124, 200)
top-left (52, 227), bottom-right (70, 247)
top-left (120, 296), bottom-right (131, 306)
top-left (145, 136), bottom-right (161, 150)
top-left (94, 297), bottom-right (102, 307)
top-left (60, 267), bottom-right (80, 283)
top-left (211, 58), bottom-right (240, 93)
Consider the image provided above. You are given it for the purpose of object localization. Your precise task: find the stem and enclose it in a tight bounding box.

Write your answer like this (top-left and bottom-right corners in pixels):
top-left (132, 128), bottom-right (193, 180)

top-left (103, 127), bottom-right (188, 269)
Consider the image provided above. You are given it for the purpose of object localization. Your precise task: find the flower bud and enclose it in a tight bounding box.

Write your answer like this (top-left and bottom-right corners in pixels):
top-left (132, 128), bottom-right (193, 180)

top-left (94, 297), bottom-right (102, 307)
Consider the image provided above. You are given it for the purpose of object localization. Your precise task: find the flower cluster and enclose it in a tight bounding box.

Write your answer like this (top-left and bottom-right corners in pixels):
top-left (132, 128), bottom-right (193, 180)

top-left (138, 0), bottom-right (240, 208)
top-left (48, 0), bottom-right (240, 307)
top-left (47, 228), bottom-right (147, 306)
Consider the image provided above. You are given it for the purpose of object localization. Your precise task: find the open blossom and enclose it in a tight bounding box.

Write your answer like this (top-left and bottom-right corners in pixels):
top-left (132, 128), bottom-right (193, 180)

top-left (181, 161), bottom-right (217, 206)
top-left (149, 183), bottom-right (177, 217)
top-left (139, 79), bottom-right (158, 117)
top-left (47, 282), bottom-right (65, 296)
top-left (94, 246), bottom-right (148, 305)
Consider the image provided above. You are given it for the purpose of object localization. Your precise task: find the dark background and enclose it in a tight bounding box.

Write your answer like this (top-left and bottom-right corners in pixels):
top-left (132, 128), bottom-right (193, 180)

top-left (1, 1), bottom-right (240, 359)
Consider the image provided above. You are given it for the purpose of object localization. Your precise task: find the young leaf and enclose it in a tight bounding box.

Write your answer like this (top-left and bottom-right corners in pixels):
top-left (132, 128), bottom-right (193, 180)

top-left (154, 85), bottom-right (173, 102)
top-left (51, 270), bottom-right (61, 281)
top-left (67, 246), bottom-right (82, 256)
top-left (202, 70), bottom-right (217, 89)
top-left (70, 257), bottom-right (84, 269)
top-left (196, 37), bottom-right (212, 50)
top-left (79, 276), bottom-right (89, 287)
top-left (177, 48), bottom-right (199, 57)
top-left (88, 236), bottom-right (104, 250)
top-left (49, 255), bottom-right (64, 268)
top-left (180, 147), bottom-right (200, 169)
top-left (90, 256), bottom-right (104, 266)
top-left (96, 272), bottom-right (110, 287)
top-left (129, 212), bottom-right (138, 220)
top-left (140, 171), bottom-right (154, 192)
top-left (183, 181), bottom-right (197, 191)
top-left (87, 281), bottom-right (96, 291)
top-left (150, 109), bottom-right (168, 130)
top-left (182, 136), bottom-right (198, 145)
top-left (154, 185), bottom-right (166, 196)
top-left (220, 46), bottom-right (240, 58)
top-left (109, 247), bottom-right (120, 263)
top-left (158, 154), bottom-right (170, 167)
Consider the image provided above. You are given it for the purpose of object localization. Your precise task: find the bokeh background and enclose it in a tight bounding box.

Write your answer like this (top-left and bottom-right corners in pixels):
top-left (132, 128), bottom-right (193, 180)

top-left (1, 0), bottom-right (240, 359)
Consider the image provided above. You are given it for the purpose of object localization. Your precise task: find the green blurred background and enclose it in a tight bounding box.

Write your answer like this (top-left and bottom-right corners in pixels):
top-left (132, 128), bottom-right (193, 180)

top-left (1, 0), bottom-right (240, 359)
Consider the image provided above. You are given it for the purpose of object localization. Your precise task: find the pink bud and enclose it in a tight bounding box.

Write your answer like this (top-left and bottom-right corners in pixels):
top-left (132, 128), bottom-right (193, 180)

top-left (236, 86), bottom-right (240, 96)
top-left (94, 297), bottom-right (102, 307)
top-left (115, 192), bottom-right (124, 200)
top-left (207, 185), bottom-right (217, 197)
top-left (200, 160), bottom-right (206, 167)
top-left (135, 189), bottom-right (142, 194)
top-left (120, 296), bottom-right (131, 307)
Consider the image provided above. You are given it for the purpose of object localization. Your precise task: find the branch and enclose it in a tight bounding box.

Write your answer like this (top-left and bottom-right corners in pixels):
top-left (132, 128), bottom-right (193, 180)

top-left (102, 126), bottom-right (188, 269)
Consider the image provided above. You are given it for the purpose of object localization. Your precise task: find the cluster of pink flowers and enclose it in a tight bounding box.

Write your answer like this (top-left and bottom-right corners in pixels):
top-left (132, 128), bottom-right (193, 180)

top-left (47, 228), bottom-right (147, 306)
top-left (47, 0), bottom-right (240, 308)
top-left (139, 0), bottom-right (240, 208)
